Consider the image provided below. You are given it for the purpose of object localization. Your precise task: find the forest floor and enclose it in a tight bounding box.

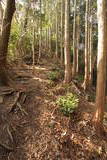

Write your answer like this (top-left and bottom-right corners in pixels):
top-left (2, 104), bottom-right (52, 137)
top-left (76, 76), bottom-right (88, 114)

top-left (0, 58), bottom-right (107, 160)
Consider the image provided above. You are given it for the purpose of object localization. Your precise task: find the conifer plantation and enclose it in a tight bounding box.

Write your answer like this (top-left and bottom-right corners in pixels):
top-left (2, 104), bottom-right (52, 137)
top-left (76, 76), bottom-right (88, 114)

top-left (0, 0), bottom-right (107, 159)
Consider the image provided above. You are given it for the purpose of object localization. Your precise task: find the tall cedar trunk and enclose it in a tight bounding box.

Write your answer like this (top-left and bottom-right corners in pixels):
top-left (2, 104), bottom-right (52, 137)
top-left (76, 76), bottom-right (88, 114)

top-left (83, 0), bottom-right (89, 90)
top-left (93, 0), bottom-right (107, 134)
top-left (49, 26), bottom-right (52, 53)
top-left (0, 2), bottom-right (3, 34)
top-left (32, 25), bottom-right (35, 72)
top-left (38, 0), bottom-right (42, 62)
top-left (55, 5), bottom-right (58, 58)
top-left (64, 0), bottom-right (72, 83)
top-left (76, 14), bottom-right (80, 74)
top-left (0, 0), bottom-right (15, 85)
top-left (88, 0), bottom-right (93, 86)
top-left (45, 28), bottom-right (48, 50)
top-left (60, 0), bottom-right (64, 64)
top-left (23, 1), bottom-right (30, 32)
top-left (72, 0), bottom-right (77, 77)
top-left (89, 14), bottom-right (93, 85)
top-left (49, 13), bottom-right (52, 54)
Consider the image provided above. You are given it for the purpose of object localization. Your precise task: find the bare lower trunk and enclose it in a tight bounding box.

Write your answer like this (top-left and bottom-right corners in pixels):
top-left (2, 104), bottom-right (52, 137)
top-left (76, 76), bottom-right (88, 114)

top-left (93, 0), bottom-right (107, 135)
top-left (83, 0), bottom-right (89, 90)
top-left (32, 26), bottom-right (35, 72)
top-left (76, 14), bottom-right (80, 74)
top-left (64, 0), bottom-right (72, 83)
top-left (49, 27), bottom-right (51, 54)
top-left (0, 0), bottom-right (15, 85)
top-left (38, 0), bottom-right (42, 62)
top-left (89, 15), bottom-right (93, 85)
top-left (23, 1), bottom-right (30, 32)
top-left (72, 0), bottom-right (77, 77)
top-left (60, 0), bottom-right (64, 64)
top-left (0, 2), bottom-right (3, 34)
top-left (55, 6), bottom-right (58, 58)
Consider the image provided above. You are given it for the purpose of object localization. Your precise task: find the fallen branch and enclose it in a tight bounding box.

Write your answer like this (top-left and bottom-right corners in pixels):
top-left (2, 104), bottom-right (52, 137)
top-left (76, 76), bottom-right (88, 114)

top-left (8, 91), bottom-right (20, 113)
top-left (17, 102), bottom-right (28, 116)
top-left (0, 87), bottom-right (14, 96)
top-left (0, 124), bottom-right (14, 151)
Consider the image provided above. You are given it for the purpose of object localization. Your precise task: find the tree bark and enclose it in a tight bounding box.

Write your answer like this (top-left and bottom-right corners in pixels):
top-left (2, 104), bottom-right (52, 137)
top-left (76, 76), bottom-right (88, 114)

top-left (83, 0), bottom-right (89, 90)
top-left (89, 14), bottom-right (93, 85)
top-left (76, 14), bottom-right (80, 74)
top-left (64, 0), bottom-right (72, 83)
top-left (93, 0), bottom-right (107, 134)
top-left (72, 0), bottom-right (77, 77)
top-left (0, 0), bottom-right (15, 85)
top-left (38, 0), bottom-right (42, 62)
top-left (55, 5), bottom-right (58, 58)
top-left (0, 2), bottom-right (4, 34)
top-left (60, 0), bottom-right (64, 64)
top-left (23, 0), bottom-right (30, 32)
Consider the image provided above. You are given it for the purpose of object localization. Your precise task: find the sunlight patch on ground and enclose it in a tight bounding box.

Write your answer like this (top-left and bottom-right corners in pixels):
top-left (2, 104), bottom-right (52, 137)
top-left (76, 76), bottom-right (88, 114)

top-left (30, 66), bottom-right (48, 71)
top-left (33, 77), bottom-right (50, 83)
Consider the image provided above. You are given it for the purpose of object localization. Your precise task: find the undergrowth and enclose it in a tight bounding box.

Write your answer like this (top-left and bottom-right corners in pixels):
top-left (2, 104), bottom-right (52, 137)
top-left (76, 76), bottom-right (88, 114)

top-left (56, 93), bottom-right (79, 116)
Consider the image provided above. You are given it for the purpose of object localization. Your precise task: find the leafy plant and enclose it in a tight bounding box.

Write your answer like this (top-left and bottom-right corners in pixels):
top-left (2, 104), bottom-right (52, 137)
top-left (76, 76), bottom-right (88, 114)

top-left (56, 93), bottom-right (79, 116)
top-left (47, 71), bottom-right (60, 81)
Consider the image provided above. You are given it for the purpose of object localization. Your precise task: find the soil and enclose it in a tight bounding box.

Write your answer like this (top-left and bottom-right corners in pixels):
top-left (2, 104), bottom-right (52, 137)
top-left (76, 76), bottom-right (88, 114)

top-left (0, 58), bottom-right (107, 160)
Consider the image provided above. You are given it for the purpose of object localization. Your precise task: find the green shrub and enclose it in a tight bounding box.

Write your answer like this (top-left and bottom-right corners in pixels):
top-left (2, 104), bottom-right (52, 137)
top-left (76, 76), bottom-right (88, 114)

top-left (56, 93), bottom-right (79, 116)
top-left (48, 71), bottom-right (59, 81)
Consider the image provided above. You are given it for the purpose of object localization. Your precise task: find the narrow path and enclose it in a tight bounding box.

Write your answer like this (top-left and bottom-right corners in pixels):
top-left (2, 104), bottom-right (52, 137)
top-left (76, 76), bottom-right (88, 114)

top-left (3, 59), bottom-right (107, 160)
top-left (11, 60), bottom-right (64, 160)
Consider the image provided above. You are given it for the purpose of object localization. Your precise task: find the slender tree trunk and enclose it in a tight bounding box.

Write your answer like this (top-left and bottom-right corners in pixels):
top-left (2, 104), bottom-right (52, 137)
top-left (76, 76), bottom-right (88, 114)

top-left (38, 0), bottom-right (42, 62)
top-left (0, 2), bottom-right (3, 34)
top-left (55, 5), bottom-right (58, 58)
top-left (0, 0), bottom-right (15, 85)
top-left (64, 0), bottom-right (72, 83)
top-left (83, 0), bottom-right (89, 90)
top-left (72, 0), bottom-right (77, 77)
top-left (60, 0), bottom-right (64, 64)
top-left (49, 26), bottom-right (52, 53)
top-left (92, 0), bottom-right (107, 134)
top-left (45, 29), bottom-right (47, 50)
top-left (23, 0), bottom-right (30, 32)
top-left (32, 26), bottom-right (35, 73)
top-left (89, 15), bottom-right (93, 85)
top-left (76, 14), bottom-right (80, 74)
top-left (47, 27), bottom-right (50, 51)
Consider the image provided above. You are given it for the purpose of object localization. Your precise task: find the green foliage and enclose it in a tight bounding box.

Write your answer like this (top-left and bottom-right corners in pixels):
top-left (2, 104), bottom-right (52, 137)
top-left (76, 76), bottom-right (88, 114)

top-left (8, 23), bottom-right (20, 60)
top-left (48, 71), bottom-right (59, 81)
top-left (56, 93), bottom-right (79, 116)
top-left (75, 75), bottom-right (84, 83)
top-left (48, 66), bottom-right (64, 81)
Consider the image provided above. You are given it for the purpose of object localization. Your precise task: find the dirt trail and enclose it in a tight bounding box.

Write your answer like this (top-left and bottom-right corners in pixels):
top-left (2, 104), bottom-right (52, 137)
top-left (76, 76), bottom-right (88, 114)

top-left (8, 60), bottom-right (64, 160)
top-left (0, 59), bottom-right (107, 160)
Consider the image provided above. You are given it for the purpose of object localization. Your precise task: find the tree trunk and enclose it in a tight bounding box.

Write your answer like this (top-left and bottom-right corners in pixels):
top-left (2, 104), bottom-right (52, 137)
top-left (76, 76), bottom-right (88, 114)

top-left (76, 14), bottom-right (80, 74)
top-left (89, 14), bottom-right (93, 85)
top-left (60, 0), bottom-right (64, 64)
top-left (38, 0), bottom-right (42, 62)
top-left (55, 5), bottom-right (58, 58)
top-left (23, 0), bottom-right (30, 32)
top-left (72, 0), bottom-right (77, 77)
top-left (83, 0), bottom-right (89, 90)
top-left (93, 0), bottom-right (107, 134)
top-left (0, 2), bottom-right (3, 34)
top-left (0, 0), bottom-right (15, 85)
top-left (64, 0), bottom-right (72, 83)
top-left (32, 26), bottom-right (35, 73)
top-left (49, 26), bottom-right (52, 54)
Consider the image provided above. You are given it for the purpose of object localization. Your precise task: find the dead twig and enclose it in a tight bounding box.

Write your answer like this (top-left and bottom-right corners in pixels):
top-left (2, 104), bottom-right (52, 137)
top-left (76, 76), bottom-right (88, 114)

top-left (17, 102), bottom-right (28, 116)
top-left (8, 91), bottom-right (20, 113)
